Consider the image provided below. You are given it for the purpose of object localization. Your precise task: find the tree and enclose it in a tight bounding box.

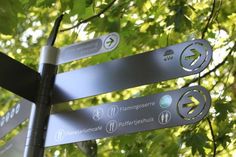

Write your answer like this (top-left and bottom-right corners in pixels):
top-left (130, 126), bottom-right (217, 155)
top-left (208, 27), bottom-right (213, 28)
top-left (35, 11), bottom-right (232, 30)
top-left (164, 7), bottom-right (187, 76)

top-left (0, 0), bottom-right (236, 156)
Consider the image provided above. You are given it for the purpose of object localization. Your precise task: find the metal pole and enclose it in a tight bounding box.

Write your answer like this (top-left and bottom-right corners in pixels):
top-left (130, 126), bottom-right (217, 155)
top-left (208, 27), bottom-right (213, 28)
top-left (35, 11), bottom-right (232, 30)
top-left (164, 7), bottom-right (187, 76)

top-left (24, 15), bottom-right (63, 157)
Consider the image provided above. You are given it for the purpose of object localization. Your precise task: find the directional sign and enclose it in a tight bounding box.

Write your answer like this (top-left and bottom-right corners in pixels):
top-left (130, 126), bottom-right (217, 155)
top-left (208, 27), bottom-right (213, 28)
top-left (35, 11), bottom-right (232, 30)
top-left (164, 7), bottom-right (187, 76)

top-left (57, 32), bottom-right (120, 65)
top-left (52, 39), bottom-right (212, 104)
top-left (180, 42), bottom-right (207, 71)
top-left (0, 52), bottom-right (40, 102)
top-left (178, 90), bottom-right (206, 120)
top-left (45, 86), bottom-right (211, 147)
top-left (0, 128), bottom-right (27, 157)
top-left (0, 100), bottom-right (32, 139)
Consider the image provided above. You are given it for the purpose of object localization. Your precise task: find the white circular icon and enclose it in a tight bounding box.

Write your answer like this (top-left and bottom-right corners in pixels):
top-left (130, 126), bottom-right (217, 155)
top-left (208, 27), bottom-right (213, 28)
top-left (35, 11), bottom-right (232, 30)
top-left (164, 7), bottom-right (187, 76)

top-left (0, 117), bottom-right (5, 127)
top-left (106, 120), bottom-right (118, 134)
top-left (104, 33), bottom-right (119, 50)
top-left (107, 105), bottom-right (119, 118)
top-left (5, 112), bottom-right (10, 123)
top-left (10, 108), bottom-right (15, 118)
top-left (158, 110), bottom-right (171, 125)
top-left (15, 104), bottom-right (20, 114)
top-left (92, 108), bottom-right (103, 121)
top-left (55, 129), bottom-right (66, 142)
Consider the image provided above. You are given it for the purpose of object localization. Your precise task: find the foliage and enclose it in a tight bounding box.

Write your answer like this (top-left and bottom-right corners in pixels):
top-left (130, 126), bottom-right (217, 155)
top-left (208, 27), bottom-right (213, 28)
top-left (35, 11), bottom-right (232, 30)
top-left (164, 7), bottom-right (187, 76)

top-left (0, 0), bottom-right (236, 156)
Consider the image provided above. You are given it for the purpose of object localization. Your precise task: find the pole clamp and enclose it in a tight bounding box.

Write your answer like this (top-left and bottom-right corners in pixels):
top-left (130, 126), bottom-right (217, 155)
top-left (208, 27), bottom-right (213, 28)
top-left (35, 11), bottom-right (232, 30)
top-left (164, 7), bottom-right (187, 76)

top-left (39, 46), bottom-right (59, 65)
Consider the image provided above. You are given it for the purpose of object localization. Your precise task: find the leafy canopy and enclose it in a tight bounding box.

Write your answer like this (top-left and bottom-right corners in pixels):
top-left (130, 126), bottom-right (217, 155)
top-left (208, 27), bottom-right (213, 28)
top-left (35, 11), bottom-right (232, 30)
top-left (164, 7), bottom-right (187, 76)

top-left (0, 0), bottom-right (236, 156)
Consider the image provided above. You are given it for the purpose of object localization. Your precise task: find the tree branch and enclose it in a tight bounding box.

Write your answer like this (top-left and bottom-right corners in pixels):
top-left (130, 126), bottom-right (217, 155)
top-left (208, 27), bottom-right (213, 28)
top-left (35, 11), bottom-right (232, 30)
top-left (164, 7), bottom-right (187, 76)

top-left (60, 0), bottom-right (117, 32)
top-left (207, 117), bottom-right (217, 157)
top-left (183, 43), bottom-right (236, 88)
top-left (201, 0), bottom-right (216, 39)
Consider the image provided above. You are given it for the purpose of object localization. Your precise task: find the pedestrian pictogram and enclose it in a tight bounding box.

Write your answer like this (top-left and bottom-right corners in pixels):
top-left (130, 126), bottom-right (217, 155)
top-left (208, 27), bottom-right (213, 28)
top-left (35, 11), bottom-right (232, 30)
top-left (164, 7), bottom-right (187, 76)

top-left (106, 120), bottom-right (118, 134)
top-left (107, 105), bottom-right (119, 118)
top-left (158, 110), bottom-right (171, 124)
top-left (92, 108), bottom-right (104, 121)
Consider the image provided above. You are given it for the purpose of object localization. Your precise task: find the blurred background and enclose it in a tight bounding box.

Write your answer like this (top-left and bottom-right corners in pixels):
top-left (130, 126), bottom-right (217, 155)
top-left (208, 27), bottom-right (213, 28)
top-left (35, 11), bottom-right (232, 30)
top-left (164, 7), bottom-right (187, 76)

top-left (0, 0), bottom-right (235, 156)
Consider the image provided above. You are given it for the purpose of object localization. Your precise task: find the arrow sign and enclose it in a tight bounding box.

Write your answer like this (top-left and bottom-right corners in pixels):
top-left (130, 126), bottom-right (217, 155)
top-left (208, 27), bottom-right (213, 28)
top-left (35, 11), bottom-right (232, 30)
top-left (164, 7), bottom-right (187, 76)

top-left (0, 52), bottom-right (40, 102)
top-left (105, 37), bottom-right (114, 47)
top-left (180, 42), bottom-right (207, 71)
top-left (45, 86), bottom-right (211, 147)
top-left (178, 90), bottom-right (206, 120)
top-left (0, 100), bottom-right (32, 139)
top-left (0, 129), bottom-right (27, 157)
top-left (52, 39), bottom-right (212, 104)
top-left (57, 32), bottom-right (120, 65)
top-left (185, 49), bottom-right (201, 63)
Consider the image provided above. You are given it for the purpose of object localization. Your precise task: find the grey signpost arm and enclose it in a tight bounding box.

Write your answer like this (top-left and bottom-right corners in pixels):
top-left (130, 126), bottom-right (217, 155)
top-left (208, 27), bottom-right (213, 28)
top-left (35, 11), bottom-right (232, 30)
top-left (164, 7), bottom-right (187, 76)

top-left (23, 15), bottom-right (63, 157)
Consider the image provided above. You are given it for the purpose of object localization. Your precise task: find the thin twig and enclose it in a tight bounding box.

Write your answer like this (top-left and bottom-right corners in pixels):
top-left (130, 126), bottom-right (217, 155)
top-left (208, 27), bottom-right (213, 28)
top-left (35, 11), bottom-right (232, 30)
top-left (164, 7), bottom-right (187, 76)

top-left (201, 0), bottom-right (216, 39)
top-left (214, 0), bottom-right (222, 22)
top-left (207, 117), bottom-right (217, 157)
top-left (60, 0), bottom-right (117, 32)
top-left (201, 1), bottom-right (229, 154)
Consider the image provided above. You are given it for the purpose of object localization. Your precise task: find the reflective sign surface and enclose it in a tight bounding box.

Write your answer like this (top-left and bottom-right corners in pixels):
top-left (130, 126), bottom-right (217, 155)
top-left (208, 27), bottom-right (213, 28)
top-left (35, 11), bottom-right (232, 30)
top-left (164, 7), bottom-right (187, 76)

top-left (52, 39), bottom-right (212, 104)
top-left (0, 100), bottom-right (32, 139)
top-left (0, 129), bottom-right (27, 157)
top-left (46, 86), bottom-right (211, 147)
top-left (57, 32), bottom-right (120, 64)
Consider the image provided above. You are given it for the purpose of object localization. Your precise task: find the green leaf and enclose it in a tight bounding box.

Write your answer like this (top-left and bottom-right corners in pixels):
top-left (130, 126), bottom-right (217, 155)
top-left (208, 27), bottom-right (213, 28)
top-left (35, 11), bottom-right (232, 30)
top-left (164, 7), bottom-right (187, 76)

top-left (182, 129), bottom-right (209, 157)
top-left (71, 0), bottom-right (86, 17)
top-left (86, 0), bottom-right (93, 7)
top-left (166, 1), bottom-right (192, 32)
top-left (37, 0), bottom-right (54, 7)
top-left (0, 0), bottom-right (22, 34)
top-left (162, 141), bottom-right (179, 156)
top-left (215, 101), bottom-right (234, 122)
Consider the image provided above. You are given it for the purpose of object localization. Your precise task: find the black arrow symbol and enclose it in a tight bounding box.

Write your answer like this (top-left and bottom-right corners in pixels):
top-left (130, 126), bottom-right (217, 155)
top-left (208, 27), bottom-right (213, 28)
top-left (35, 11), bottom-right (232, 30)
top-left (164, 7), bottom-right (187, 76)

top-left (106, 37), bottom-right (114, 46)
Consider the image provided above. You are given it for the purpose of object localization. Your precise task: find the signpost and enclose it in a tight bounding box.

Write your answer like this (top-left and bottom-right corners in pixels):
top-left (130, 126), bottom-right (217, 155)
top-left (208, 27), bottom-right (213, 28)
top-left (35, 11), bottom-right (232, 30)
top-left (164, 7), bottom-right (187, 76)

top-left (0, 16), bottom-right (213, 157)
top-left (52, 39), bottom-right (212, 104)
top-left (57, 32), bottom-right (120, 65)
top-left (45, 86), bottom-right (211, 147)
